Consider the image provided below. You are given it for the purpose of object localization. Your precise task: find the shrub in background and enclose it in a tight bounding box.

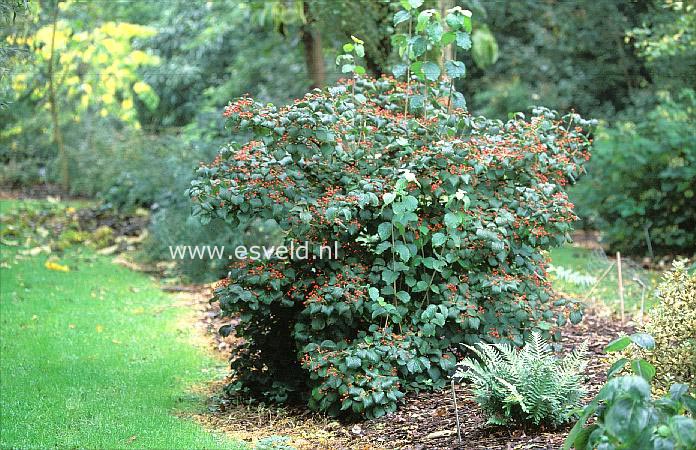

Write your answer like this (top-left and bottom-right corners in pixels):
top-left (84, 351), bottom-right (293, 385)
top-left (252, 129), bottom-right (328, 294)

top-left (618, 260), bottom-right (696, 393)
top-left (189, 75), bottom-right (592, 418)
top-left (455, 332), bottom-right (587, 427)
top-left (571, 89), bottom-right (696, 256)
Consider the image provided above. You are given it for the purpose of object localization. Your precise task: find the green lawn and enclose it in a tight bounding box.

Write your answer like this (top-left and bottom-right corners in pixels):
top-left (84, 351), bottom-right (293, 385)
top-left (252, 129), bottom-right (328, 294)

top-left (0, 238), bottom-right (244, 448)
top-left (547, 245), bottom-right (662, 314)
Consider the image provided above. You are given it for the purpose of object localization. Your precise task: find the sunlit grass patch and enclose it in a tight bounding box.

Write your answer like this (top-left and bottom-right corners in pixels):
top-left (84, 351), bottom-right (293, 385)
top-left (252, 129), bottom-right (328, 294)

top-left (0, 202), bottom-right (244, 449)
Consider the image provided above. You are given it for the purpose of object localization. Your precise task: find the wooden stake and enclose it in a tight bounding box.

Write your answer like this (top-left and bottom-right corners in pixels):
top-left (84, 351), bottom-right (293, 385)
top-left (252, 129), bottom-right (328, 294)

top-left (617, 252), bottom-right (625, 323)
top-left (451, 379), bottom-right (462, 445)
top-left (582, 262), bottom-right (615, 303)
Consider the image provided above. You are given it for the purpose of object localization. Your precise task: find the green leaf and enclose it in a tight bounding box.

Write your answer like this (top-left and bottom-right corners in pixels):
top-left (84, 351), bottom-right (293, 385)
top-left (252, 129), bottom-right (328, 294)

top-left (432, 232), bottom-right (446, 246)
top-left (343, 43), bottom-right (354, 52)
top-left (604, 397), bottom-right (652, 440)
top-left (413, 280), bottom-right (428, 292)
top-left (456, 31), bottom-right (471, 50)
top-left (442, 31), bottom-right (456, 45)
top-left (607, 358), bottom-right (628, 378)
top-left (409, 95), bottom-right (424, 110)
top-left (444, 60), bottom-right (466, 79)
top-left (346, 356), bottom-right (362, 369)
top-left (444, 212), bottom-right (461, 228)
top-left (411, 37), bottom-right (428, 57)
top-left (383, 192), bottom-right (397, 205)
top-left (629, 332), bottom-right (655, 350)
top-left (445, 14), bottom-right (461, 30)
top-left (472, 27), bottom-right (499, 69)
top-left (569, 310), bottom-right (583, 325)
top-left (426, 21), bottom-right (443, 43)
top-left (396, 291), bottom-right (411, 303)
top-left (394, 10), bottom-right (411, 25)
top-left (354, 65), bottom-right (366, 75)
top-left (368, 287), bottom-right (380, 301)
top-left (354, 44), bottom-right (365, 58)
top-left (378, 222), bottom-right (392, 240)
top-left (406, 358), bottom-right (420, 373)
top-left (392, 63), bottom-right (408, 78)
top-left (462, 16), bottom-right (472, 33)
top-left (410, 60), bottom-right (423, 76)
top-left (631, 358), bottom-right (656, 382)
top-left (669, 416), bottom-right (696, 449)
top-left (669, 383), bottom-right (689, 401)
top-left (402, 195), bottom-right (418, 212)
top-left (394, 243), bottom-right (411, 261)
top-left (605, 335), bottom-right (631, 353)
top-left (562, 395), bottom-right (601, 450)
top-left (422, 61), bottom-right (441, 81)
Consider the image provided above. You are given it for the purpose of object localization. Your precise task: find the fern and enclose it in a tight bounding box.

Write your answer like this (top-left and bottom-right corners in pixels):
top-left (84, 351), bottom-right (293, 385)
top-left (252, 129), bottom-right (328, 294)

top-left (454, 332), bottom-right (588, 427)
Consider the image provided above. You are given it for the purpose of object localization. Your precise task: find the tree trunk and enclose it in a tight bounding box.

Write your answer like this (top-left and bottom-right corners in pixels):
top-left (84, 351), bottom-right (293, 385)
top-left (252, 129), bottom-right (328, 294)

top-left (301, 1), bottom-right (325, 89)
top-left (439, 0), bottom-right (454, 66)
top-left (48, 2), bottom-right (68, 191)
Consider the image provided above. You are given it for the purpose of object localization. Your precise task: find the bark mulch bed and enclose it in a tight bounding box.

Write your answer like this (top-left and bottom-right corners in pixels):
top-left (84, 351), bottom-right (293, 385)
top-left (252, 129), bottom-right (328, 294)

top-left (186, 286), bottom-right (634, 449)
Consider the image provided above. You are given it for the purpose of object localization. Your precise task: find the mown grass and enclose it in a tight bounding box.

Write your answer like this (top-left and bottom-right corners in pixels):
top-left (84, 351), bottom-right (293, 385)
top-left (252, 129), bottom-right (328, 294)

top-left (547, 245), bottom-right (662, 314)
top-left (0, 200), bottom-right (246, 448)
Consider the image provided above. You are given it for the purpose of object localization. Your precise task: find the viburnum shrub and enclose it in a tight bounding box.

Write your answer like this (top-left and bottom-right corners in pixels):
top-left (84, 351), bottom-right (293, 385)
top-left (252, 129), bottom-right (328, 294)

top-left (188, 76), bottom-right (593, 418)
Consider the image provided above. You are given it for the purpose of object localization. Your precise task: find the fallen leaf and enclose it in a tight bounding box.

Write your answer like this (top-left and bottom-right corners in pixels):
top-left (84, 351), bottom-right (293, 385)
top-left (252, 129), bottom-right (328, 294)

top-left (68, 324), bottom-right (76, 329)
top-left (45, 261), bottom-right (70, 272)
top-left (426, 430), bottom-right (455, 439)
top-left (131, 307), bottom-right (145, 315)
top-left (31, 314), bottom-right (38, 320)
top-left (112, 339), bottom-right (122, 345)
top-left (21, 246), bottom-right (51, 256)
top-left (96, 325), bottom-right (104, 333)
top-left (97, 245), bottom-right (118, 256)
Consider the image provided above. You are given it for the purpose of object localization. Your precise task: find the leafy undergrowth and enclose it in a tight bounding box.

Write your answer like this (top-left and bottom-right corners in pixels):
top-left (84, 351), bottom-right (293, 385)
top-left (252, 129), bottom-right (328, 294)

top-left (196, 294), bottom-right (632, 449)
top-left (0, 202), bottom-right (243, 448)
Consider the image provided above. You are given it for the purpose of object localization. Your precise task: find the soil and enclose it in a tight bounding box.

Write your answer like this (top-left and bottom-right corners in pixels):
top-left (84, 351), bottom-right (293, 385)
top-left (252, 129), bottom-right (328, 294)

top-left (186, 286), bottom-right (635, 450)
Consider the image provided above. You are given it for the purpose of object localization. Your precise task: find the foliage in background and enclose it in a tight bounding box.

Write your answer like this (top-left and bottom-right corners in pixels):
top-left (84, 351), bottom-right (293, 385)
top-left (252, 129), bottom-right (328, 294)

top-left (1, 0), bottom-right (159, 189)
top-left (564, 333), bottom-right (696, 450)
top-left (455, 332), bottom-right (587, 427)
top-left (627, 0), bottom-right (696, 92)
top-left (463, 0), bottom-right (649, 120)
top-left (4, 0), bottom-right (696, 276)
top-left (617, 260), bottom-right (696, 394)
top-left (571, 89), bottom-right (696, 255)
top-left (138, 0), bottom-right (309, 131)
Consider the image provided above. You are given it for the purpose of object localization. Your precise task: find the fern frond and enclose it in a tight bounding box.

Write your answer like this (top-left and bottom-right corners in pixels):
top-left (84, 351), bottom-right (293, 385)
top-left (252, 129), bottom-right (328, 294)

top-left (456, 333), bottom-right (587, 427)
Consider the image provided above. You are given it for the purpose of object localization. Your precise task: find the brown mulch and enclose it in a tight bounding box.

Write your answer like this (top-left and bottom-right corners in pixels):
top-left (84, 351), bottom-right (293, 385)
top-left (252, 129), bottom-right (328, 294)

top-left (183, 284), bottom-right (635, 450)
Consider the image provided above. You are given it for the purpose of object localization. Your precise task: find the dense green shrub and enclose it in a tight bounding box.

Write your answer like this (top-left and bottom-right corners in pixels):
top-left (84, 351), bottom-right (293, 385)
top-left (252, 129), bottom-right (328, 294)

top-left (618, 260), bottom-right (696, 393)
top-left (189, 76), bottom-right (592, 418)
top-left (571, 89), bottom-right (696, 255)
top-left (566, 377), bottom-right (696, 450)
top-left (455, 332), bottom-right (587, 427)
top-left (565, 334), bottom-right (696, 450)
